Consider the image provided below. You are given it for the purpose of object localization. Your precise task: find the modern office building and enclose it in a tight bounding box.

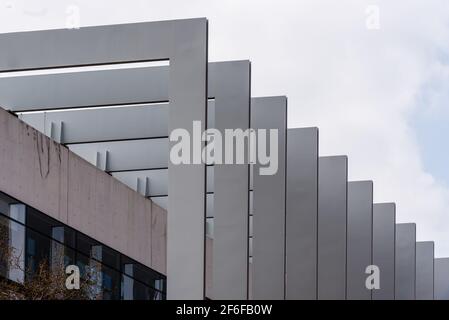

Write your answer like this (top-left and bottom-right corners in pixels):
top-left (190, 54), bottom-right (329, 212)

top-left (0, 18), bottom-right (447, 300)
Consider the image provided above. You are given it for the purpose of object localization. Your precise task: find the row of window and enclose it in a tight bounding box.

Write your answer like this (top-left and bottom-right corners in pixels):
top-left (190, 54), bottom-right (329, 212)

top-left (0, 191), bottom-right (166, 300)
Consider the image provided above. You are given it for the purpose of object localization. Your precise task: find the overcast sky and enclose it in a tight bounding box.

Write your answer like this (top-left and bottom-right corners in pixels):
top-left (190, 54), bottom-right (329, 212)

top-left (1, 0), bottom-right (449, 256)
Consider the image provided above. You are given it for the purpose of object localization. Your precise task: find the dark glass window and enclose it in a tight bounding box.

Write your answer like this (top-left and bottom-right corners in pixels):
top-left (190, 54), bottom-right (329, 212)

top-left (0, 215), bottom-right (26, 273)
top-left (26, 228), bottom-right (50, 279)
top-left (27, 207), bottom-right (57, 239)
top-left (0, 192), bottom-right (16, 217)
top-left (100, 264), bottom-right (121, 300)
top-left (99, 246), bottom-right (120, 271)
top-left (0, 216), bottom-right (13, 279)
top-left (121, 274), bottom-right (153, 300)
top-left (76, 232), bottom-right (98, 258)
top-left (0, 190), bottom-right (166, 300)
top-left (121, 256), bottom-right (166, 293)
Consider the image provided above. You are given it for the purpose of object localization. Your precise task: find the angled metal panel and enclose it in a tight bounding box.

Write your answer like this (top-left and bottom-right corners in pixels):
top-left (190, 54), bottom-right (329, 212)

top-left (19, 103), bottom-right (169, 143)
top-left (0, 19), bottom-right (208, 300)
top-left (286, 127), bottom-right (318, 300)
top-left (347, 181), bottom-right (373, 300)
top-left (251, 96), bottom-right (287, 300)
top-left (416, 241), bottom-right (434, 300)
top-left (395, 223), bottom-right (416, 300)
top-left (210, 61), bottom-right (250, 300)
top-left (372, 203), bottom-right (396, 300)
top-left (435, 258), bottom-right (449, 300)
top-left (317, 156), bottom-right (348, 300)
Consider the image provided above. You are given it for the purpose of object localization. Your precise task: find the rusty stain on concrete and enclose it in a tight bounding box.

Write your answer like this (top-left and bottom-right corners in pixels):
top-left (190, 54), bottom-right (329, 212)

top-left (36, 132), bottom-right (50, 179)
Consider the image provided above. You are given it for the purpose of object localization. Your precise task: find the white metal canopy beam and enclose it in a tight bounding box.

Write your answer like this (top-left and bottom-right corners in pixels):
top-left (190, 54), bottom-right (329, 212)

top-left (0, 65), bottom-right (170, 111)
top-left (347, 180), bottom-right (373, 300)
top-left (285, 127), bottom-right (318, 300)
top-left (395, 223), bottom-right (416, 300)
top-left (19, 103), bottom-right (169, 144)
top-left (251, 96), bottom-right (287, 300)
top-left (317, 156), bottom-right (348, 300)
top-left (68, 138), bottom-right (169, 171)
top-left (372, 203), bottom-right (396, 300)
top-left (416, 241), bottom-right (434, 300)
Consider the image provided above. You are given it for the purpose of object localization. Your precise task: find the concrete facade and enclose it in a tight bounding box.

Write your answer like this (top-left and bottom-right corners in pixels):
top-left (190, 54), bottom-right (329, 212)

top-left (0, 107), bottom-right (167, 274)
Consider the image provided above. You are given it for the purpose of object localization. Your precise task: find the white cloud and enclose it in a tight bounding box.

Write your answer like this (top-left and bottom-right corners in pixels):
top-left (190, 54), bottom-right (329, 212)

top-left (1, 0), bottom-right (449, 255)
